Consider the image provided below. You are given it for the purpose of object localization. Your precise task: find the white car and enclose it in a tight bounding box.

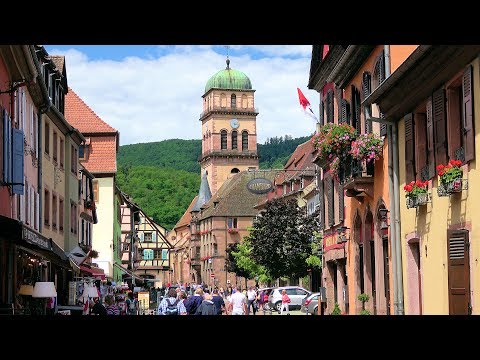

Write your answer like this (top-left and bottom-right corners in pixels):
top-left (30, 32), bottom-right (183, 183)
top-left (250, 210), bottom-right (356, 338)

top-left (268, 286), bottom-right (311, 312)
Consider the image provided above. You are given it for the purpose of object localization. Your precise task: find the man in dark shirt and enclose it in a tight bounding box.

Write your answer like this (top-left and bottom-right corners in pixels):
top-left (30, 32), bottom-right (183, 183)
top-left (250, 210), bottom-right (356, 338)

top-left (90, 298), bottom-right (107, 316)
top-left (211, 288), bottom-right (225, 315)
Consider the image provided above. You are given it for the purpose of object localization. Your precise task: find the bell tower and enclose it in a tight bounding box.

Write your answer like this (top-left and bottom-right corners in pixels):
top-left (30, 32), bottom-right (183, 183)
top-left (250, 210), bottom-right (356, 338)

top-left (200, 58), bottom-right (259, 195)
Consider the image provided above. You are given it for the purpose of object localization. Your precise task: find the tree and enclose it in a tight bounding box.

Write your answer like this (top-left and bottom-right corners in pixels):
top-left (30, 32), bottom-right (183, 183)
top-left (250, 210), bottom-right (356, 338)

top-left (248, 198), bottom-right (320, 279)
top-left (225, 243), bottom-right (250, 281)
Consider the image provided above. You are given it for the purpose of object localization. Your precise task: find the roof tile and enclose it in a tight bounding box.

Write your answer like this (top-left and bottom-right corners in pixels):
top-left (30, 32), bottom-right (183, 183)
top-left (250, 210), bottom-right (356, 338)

top-left (81, 136), bottom-right (117, 174)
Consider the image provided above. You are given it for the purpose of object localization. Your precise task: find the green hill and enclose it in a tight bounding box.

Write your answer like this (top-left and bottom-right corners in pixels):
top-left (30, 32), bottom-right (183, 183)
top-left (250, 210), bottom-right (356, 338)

top-left (116, 134), bottom-right (313, 230)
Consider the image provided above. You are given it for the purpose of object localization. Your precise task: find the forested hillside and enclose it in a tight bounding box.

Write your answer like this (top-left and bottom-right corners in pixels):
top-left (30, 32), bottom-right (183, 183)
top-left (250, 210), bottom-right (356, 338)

top-left (116, 134), bottom-right (313, 230)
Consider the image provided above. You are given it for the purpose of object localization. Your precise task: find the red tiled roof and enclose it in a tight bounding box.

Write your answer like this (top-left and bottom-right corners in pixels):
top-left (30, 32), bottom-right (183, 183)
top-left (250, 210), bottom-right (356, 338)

top-left (49, 56), bottom-right (64, 73)
top-left (65, 87), bottom-right (118, 134)
top-left (81, 136), bottom-right (117, 174)
top-left (279, 139), bottom-right (316, 184)
top-left (173, 196), bottom-right (198, 230)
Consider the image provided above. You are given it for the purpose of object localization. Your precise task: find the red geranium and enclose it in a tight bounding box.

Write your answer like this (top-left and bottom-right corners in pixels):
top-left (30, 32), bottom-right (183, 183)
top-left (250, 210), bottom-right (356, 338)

top-left (404, 180), bottom-right (428, 198)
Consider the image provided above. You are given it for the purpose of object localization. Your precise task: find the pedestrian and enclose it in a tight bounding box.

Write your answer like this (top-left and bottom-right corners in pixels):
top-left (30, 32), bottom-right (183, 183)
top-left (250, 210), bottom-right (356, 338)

top-left (228, 285), bottom-right (247, 315)
top-left (257, 289), bottom-right (265, 313)
top-left (157, 287), bottom-right (187, 315)
top-left (246, 286), bottom-right (257, 315)
top-left (195, 292), bottom-right (217, 315)
top-left (104, 294), bottom-right (120, 315)
top-left (211, 288), bottom-right (226, 315)
top-left (90, 297), bottom-right (107, 316)
top-left (183, 287), bottom-right (204, 315)
top-left (280, 289), bottom-right (291, 315)
top-left (126, 291), bottom-right (138, 315)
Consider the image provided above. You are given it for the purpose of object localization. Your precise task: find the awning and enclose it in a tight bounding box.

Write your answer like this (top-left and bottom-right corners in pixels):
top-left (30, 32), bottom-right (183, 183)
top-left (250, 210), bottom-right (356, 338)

top-left (80, 265), bottom-right (106, 280)
top-left (113, 263), bottom-right (144, 282)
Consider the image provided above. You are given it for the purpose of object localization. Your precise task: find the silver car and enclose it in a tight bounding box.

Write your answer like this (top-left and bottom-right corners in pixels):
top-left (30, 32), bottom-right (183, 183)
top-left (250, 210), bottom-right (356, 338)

top-left (301, 292), bottom-right (320, 315)
top-left (268, 286), bottom-right (311, 312)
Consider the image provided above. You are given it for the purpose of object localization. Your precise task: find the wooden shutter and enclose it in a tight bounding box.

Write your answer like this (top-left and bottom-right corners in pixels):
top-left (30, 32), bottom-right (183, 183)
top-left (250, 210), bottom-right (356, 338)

top-left (326, 90), bottom-right (334, 123)
top-left (405, 113), bottom-right (416, 183)
top-left (318, 172), bottom-right (325, 230)
top-left (327, 175), bottom-right (334, 227)
top-left (340, 99), bottom-right (349, 124)
top-left (3, 110), bottom-right (12, 184)
top-left (426, 98), bottom-right (436, 180)
top-left (378, 51), bottom-right (386, 83)
top-left (447, 229), bottom-right (470, 315)
top-left (463, 65), bottom-right (475, 163)
top-left (447, 87), bottom-right (462, 161)
top-left (140, 232), bottom-right (144, 242)
top-left (415, 113), bottom-right (427, 180)
top-left (338, 182), bottom-right (344, 222)
top-left (319, 99), bottom-right (324, 126)
top-left (380, 114), bottom-right (387, 137)
top-left (12, 128), bottom-right (24, 195)
top-left (337, 86), bottom-right (343, 123)
top-left (433, 88), bottom-right (447, 168)
top-left (363, 72), bottom-right (372, 134)
top-left (152, 232), bottom-right (157, 242)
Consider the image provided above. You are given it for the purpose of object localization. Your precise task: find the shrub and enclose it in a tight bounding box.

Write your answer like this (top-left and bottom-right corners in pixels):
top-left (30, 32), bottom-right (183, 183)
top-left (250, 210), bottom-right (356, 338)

top-left (330, 303), bottom-right (342, 315)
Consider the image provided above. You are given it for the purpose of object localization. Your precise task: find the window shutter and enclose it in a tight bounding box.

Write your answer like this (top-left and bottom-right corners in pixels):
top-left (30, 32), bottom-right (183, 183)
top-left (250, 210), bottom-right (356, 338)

top-left (405, 113), bottom-right (416, 183)
top-left (35, 191), bottom-right (39, 230)
top-left (463, 65), bottom-right (475, 163)
top-left (22, 89), bottom-right (26, 131)
top-left (378, 51), bottom-right (386, 83)
top-left (337, 87), bottom-right (343, 123)
top-left (30, 186), bottom-right (34, 226)
top-left (3, 110), bottom-right (12, 184)
top-left (162, 249), bottom-right (168, 260)
top-left (380, 113), bottom-right (387, 137)
top-left (340, 99), bottom-right (348, 123)
top-left (143, 249), bottom-right (148, 260)
top-left (415, 113), bottom-right (427, 179)
top-left (363, 72), bottom-right (373, 134)
top-left (140, 232), bottom-right (144, 242)
top-left (319, 99), bottom-right (324, 126)
top-left (426, 97), bottom-right (436, 179)
top-left (433, 88), bottom-right (447, 168)
top-left (338, 182), bottom-right (344, 222)
top-left (318, 172), bottom-right (325, 230)
top-left (327, 175), bottom-right (334, 227)
top-left (19, 181), bottom-right (25, 222)
top-left (326, 90), bottom-right (334, 123)
top-left (152, 232), bottom-right (157, 242)
top-left (12, 128), bottom-right (24, 195)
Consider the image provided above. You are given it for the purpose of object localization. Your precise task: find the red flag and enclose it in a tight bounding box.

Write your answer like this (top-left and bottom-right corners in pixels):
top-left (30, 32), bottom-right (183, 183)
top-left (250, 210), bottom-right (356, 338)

top-left (297, 88), bottom-right (318, 121)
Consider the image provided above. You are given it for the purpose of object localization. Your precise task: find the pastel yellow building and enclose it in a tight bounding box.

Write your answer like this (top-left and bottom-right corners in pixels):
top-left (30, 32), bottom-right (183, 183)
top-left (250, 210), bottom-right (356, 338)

top-left (365, 45), bottom-right (480, 314)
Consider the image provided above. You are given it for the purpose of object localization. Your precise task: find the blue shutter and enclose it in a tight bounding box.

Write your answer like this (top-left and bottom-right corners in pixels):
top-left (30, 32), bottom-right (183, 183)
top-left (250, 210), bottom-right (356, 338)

top-left (149, 249), bottom-right (154, 260)
top-left (140, 232), bottom-right (144, 242)
top-left (143, 249), bottom-right (149, 260)
top-left (3, 110), bottom-right (12, 184)
top-left (12, 129), bottom-right (24, 194)
top-left (152, 232), bottom-right (157, 242)
top-left (162, 249), bottom-right (168, 260)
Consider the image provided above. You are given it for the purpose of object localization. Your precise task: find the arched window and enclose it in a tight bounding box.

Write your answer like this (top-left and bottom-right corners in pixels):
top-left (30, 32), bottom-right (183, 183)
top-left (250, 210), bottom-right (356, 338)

top-left (231, 168), bottom-right (240, 174)
top-left (220, 93), bottom-right (227, 108)
top-left (221, 130), bottom-right (227, 150)
top-left (242, 130), bottom-right (248, 151)
top-left (242, 94), bottom-right (248, 108)
top-left (231, 94), bottom-right (236, 108)
top-left (231, 130), bottom-right (237, 149)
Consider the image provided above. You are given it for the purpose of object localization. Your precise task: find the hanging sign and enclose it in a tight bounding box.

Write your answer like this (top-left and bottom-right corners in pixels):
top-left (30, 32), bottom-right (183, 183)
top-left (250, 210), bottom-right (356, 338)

top-left (246, 178), bottom-right (274, 195)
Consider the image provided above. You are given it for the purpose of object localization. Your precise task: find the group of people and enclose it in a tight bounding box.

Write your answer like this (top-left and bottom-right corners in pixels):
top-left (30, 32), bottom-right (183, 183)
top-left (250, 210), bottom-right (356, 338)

top-left (88, 291), bottom-right (139, 316)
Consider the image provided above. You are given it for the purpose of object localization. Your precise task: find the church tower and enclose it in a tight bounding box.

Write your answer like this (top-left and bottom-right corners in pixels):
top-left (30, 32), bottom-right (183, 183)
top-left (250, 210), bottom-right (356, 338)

top-left (200, 58), bottom-right (259, 195)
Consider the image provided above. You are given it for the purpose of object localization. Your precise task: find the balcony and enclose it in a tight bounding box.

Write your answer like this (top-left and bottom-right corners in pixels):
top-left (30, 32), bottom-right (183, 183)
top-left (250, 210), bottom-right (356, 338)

top-left (339, 157), bottom-right (374, 198)
top-left (199, 106), bottom-right (259, 120)
top-left (199, 149), bottom-right (259, 162)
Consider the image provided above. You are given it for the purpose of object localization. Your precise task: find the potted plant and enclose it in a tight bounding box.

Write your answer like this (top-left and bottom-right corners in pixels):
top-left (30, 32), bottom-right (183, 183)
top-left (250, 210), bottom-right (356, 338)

top-left (350, 133), bottom-right (383, 163)
top-left (404, 180), bottom-right (429, 208)
top-left (437, 160), bottom-right (463, 196)
top-left (358, 293), bottom-right (371, 315)
top-left (312, 123), bottom-right (357, 168)
top-left (330, 303), bottom-right (342, 315)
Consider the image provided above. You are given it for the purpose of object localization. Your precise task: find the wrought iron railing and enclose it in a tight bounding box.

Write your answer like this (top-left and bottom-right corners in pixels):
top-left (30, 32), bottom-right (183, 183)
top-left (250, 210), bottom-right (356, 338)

top-left (199, 106), bottom-right (259, 119)
top-left (437, 178), bottom-right (468, 197)
top-left (406, 193), bottom-right (431, 209)
top-left (454, 146), bottom-right (465, 163)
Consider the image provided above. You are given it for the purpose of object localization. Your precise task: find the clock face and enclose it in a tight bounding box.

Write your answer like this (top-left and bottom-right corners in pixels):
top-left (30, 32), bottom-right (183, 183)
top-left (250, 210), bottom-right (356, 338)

top-left (230, 118), bottom-right (240, 129)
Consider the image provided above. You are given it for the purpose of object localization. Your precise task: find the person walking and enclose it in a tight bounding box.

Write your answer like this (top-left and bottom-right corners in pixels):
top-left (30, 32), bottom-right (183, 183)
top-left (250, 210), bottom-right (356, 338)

top-left (157, 287), bottom-right (187, 315)
top-left (195, 292), bottom-right (217, 315)
top-left (126, 292), bottom-right (138, 315)
top-left (280, 289), bottom-right (291, 315)
top-left (211, 288), bottom-right (226, 315)
top-left (228, 285), bottom-right (247, 315)
top-left (104, 294), bottom-right (120, 315)
top-left (246, 286), bottom-right (257, 315)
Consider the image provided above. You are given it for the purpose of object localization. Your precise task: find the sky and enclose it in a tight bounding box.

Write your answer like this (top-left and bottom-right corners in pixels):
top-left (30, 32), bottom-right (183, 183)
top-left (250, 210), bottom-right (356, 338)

top-left (44, 45), bottom-right (319, 146)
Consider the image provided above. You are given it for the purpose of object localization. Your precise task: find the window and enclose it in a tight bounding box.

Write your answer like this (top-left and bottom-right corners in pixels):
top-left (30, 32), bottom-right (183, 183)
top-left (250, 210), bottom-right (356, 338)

top-left (93, 180), bottom-right (99, 202)
top-left (231, 130), bottom-right (237, 149)
top-left (44, 121), bottom-right (49, 155)
top-left (220, 93), bottom-right (227, 108)
top-left (53, 131), bottom-right (57, 162)
top-left (326, 89), bottom-right (334, 123)
top-left (213, 243), bottom-right (218, 256)
top-left (59, 197), bottom-right (64, 231)
top-left (123, 243), bottom-right (129, 251)
top-left (227, 217), bottom-right (238, 229)
top-left (25, 181), bottom-right (29, 225)
top-left (81, 219), bottom-right (85, 243)
top-left (79, 145), bottom-right (86, 160)
top-left (52, 193), bottom-right (57, 229)
top-left (144, 232), bottom-right (153, 242)
top-left (162, 249), bottom-right (168, 260)
top-left (59, 138), bottom-right (64, 168)
top-left (71, 145), bottom-right (77, 174)
top-left (242, 131), bottom-right (248, 151)
top-left (70, 202), bottom-right (77, 234)
top-left (143, 249), bottom-right (154, 261)
top-left (221, 130), bottom-right (227, 150)
top-left (44, 188), bottom-right (50, 226)
top-left (231, 94), bottom-right (236, 108)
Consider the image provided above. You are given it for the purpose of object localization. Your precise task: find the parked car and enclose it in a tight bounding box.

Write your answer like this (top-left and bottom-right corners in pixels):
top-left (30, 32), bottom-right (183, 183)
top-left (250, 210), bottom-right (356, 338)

top-left (268, 286), bottom-right (311, 312)
top-left (301, 292), bottom-right (320, 315)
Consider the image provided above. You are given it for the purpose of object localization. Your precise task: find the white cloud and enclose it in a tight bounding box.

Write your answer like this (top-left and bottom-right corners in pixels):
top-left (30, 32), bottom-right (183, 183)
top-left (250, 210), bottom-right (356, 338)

top-left (50, 46), bottom-right (319, 146)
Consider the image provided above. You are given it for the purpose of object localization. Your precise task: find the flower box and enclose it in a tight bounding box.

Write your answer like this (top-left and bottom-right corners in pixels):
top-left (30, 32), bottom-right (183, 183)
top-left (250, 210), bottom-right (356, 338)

top-left (406, 192), bottom-right (430, 209)
top-left (437, 177), bottom-right (467, 197)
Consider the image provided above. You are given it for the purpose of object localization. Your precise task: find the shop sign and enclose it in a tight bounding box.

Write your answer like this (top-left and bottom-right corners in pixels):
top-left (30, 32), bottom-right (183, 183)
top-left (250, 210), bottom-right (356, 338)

top-left (23, 227), bottom-right (52, 251)
top-left (246, 177), bottom-right (274, 194)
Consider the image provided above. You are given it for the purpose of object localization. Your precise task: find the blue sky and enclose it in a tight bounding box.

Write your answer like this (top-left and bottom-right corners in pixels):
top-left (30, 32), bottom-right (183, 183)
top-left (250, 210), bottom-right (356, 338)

top-left (45, 45), bottom-right (319, 145)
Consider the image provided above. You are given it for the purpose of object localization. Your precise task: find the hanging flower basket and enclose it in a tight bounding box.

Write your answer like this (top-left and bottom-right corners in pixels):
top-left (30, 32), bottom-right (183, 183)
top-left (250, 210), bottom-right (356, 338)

top-left (350, 133), bottom-right (383, 163)
top-left (406, 192), bottom-right (430, 209)
top-left (312, 123), bottom-right (357, 163)
top-left (437, 160), bottom-right (465, 197)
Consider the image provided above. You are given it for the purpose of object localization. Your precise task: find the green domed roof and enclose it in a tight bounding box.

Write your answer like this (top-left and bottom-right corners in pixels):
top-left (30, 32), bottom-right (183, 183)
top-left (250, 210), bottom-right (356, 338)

top-left (204, 59), bottom-right (252, 93)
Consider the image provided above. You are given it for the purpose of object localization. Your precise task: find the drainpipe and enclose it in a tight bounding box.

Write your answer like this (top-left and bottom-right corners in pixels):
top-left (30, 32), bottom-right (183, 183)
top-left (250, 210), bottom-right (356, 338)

top-left (30, 45), bottom-right (52, 233)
